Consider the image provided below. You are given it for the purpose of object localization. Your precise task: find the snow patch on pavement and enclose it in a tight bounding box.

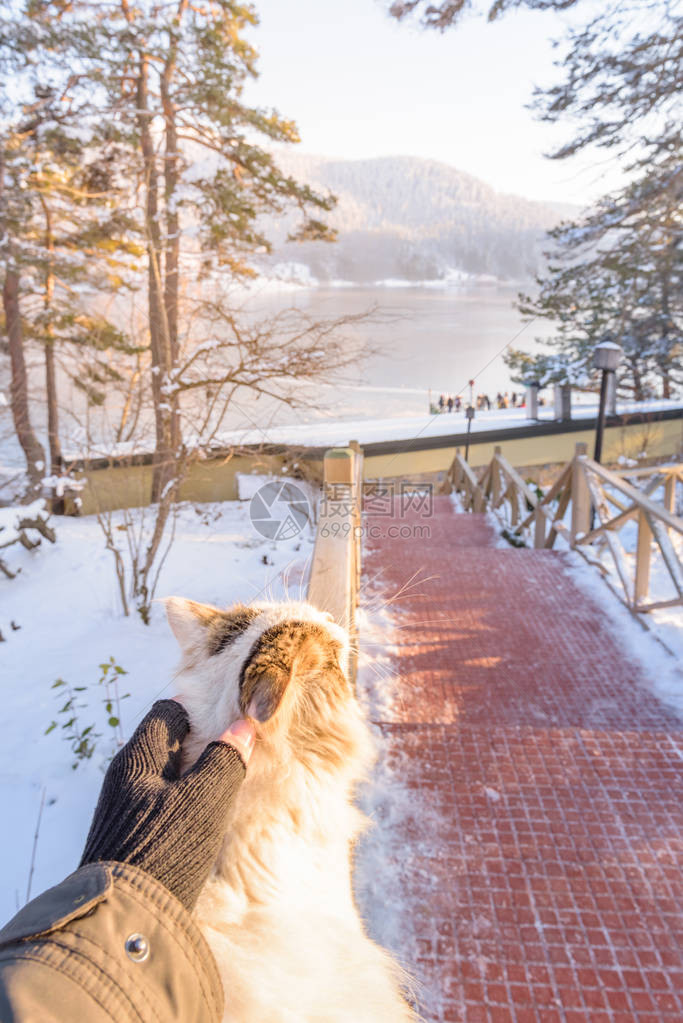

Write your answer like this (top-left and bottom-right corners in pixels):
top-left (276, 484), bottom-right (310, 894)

top-left (561, 550), bottom-right (682, 719)
top-left (353, 587), bottom-right (437, 1016)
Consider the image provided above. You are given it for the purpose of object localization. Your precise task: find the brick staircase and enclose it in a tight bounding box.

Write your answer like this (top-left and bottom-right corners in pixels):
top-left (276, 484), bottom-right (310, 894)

top-left (361, 496), bottom-right (683, 1023)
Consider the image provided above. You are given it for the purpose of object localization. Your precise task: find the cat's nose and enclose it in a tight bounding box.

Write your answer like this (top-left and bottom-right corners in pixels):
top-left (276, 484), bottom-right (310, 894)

top-left (219, 719), bottom-right (256, 764)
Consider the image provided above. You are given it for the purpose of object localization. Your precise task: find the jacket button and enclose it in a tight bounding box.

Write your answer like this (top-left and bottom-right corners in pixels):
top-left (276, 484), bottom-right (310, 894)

top-left (125, 933), bottom-right (149, 963)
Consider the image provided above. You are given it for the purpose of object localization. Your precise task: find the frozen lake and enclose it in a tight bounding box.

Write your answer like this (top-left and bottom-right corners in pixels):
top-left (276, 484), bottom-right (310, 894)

top-left (1, 281), bottom-right (546, 468)
top-left (245, 282), bottom-right (538, 423)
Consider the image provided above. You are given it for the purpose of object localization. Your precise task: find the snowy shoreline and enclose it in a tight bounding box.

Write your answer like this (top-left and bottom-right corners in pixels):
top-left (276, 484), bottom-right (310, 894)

top-left (207, 398), bottom-right (682, 451)
top-left (251, 262), bottom-right (517, 292)
top-left (25, 398), bottom-right (676, 469)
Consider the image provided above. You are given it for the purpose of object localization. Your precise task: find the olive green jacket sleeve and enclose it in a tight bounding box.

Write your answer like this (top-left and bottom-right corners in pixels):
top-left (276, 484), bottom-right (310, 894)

top-left (0, 862), bottom-right (223, 1023)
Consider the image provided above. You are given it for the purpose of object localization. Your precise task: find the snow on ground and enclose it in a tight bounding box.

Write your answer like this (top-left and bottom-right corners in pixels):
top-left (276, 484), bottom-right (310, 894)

top-left (235, 471), bottom-right (285, 500)
top-left (243, 267), bottom-right (515, 293)
top-left (354, 576), bottom-right (463, 1021)
top-left (2, 398), bottom-right (679, 472)
top-left (561, 551), bottom-right (683, 718)
top-left (0, 500), bottom-right (313, 923)
top-left (354, 587), bottom-right (425, 984)
top-left (210, 398), bottom-right (681, 450)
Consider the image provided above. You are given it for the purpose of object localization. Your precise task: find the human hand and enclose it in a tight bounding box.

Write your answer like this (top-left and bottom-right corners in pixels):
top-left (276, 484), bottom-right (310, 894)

top-left (79, 699), bottom-right (255, 911)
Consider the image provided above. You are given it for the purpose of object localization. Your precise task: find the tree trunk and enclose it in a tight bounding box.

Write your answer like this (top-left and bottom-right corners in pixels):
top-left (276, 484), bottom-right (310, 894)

top-left (631, 359), bottom-right (645, 402)
top-left (161, 4), bottom-right (188, 459)
top-left (659, 259), bottom-right (672, 400)
top-left (40, 198), bottom-right (63, 482)
top-left (161, 32), bottom-right (183, 457)
top-left (44, 340), bottom-right (61, 473)
top-left (136, 53), bottom-right (176, 503)
top-left (3, 267), bottom-right (46, 489)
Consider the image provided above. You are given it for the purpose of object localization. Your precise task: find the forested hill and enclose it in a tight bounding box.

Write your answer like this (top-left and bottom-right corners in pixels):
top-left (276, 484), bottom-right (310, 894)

top-left (264, 153), bottom-right (577, 283)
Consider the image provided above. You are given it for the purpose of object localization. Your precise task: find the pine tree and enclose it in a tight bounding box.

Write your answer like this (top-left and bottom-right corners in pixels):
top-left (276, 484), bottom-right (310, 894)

top-left (391, 0), bottom-right (682, 403)
top-left (0, 9), bottom-right (144, 491)
top-left (505, 157), bottom-right (682, 399)
top-left (18, 1), bottom-right (336, 503)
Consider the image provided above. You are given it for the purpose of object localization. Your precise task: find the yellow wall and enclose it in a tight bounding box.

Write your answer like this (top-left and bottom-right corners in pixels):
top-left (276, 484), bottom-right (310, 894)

top-left (74, 415), bottom-right (681, 513)
top-left (362, 417), bottom-right (683, 479)
top-left (77, 452), bottom-right (294, 515)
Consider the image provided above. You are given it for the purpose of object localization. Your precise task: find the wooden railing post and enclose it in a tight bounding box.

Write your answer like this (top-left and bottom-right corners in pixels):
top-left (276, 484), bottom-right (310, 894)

top-left (473, 470), bottom-right (483, 512)
top-left (634, 509), bottom-right (652, 607)
top-left (664, 473), bottom-right (676, 526)
top-left (534, 505), bottom-right (546, 549)
top-left (323, 447), bottom-right (354, 488)
top-left (570, 442), bottom-right (591, 546)
top-left (492, 446), bottom-right (502, 506)
top-left (349, 440), bottom-right (363, 609)
top-left (308, 445), bottom-right (363, 681)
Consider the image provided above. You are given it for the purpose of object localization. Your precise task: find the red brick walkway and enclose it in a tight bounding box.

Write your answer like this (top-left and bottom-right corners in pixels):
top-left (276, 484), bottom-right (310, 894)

top-left (361, 497), bottom-right (683, 1023)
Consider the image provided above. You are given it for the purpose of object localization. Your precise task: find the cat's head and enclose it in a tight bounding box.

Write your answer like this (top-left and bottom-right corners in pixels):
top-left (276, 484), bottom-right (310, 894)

top-left (165, 598), bottom-right (369, 776)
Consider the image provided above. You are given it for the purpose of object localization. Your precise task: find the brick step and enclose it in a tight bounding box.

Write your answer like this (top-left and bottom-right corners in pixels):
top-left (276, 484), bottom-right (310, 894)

top-left (360, 494), bottom-right (683, 1023)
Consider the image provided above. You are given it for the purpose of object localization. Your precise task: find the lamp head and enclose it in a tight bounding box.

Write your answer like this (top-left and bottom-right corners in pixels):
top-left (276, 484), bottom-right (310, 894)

top-left (593, 340), bottom-right (622, 372)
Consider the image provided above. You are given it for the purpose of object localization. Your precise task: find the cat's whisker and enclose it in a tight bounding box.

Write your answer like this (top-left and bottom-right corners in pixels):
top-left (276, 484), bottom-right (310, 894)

top-left (382, 580), bottom-right (438, 608)
top-left (282, 563), bottom-right (292, 603)
top-left (399, 617), bottom-right (447, 626)
top-left (363, 568), bottom-right (439, 614)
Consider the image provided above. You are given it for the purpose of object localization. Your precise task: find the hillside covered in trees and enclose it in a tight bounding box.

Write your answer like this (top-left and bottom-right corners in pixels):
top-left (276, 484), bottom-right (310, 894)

top-left (264, 153), bottom-right (576, 283)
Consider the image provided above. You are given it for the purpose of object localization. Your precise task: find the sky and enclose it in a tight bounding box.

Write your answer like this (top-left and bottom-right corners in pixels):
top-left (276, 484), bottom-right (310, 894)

top-left (243, 0), bottom-right (625, 208)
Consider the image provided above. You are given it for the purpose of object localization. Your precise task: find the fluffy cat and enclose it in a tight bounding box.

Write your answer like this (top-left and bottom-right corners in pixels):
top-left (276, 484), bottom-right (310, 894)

top-left (165, 596), bottom-right (417, 1023)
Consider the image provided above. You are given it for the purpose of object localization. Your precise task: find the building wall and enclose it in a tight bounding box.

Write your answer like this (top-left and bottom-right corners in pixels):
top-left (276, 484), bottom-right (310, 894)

top-left (78, 453), bottom-right (291, 515)
top-left (74, 413), bottom-right (682, 514)
top-left (362, 417), bottom-right (682, 480)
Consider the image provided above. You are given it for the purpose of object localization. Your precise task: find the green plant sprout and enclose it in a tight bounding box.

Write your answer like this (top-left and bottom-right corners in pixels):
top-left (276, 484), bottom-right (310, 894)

top-left (45, 658), bottom-right (130, 769)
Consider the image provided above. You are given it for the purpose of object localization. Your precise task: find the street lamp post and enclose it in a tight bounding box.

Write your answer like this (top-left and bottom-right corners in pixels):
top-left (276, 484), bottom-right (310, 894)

top-left (464, 404), bottom-right (475, 462)
top-left (592, 340), bottom-right (622, 464)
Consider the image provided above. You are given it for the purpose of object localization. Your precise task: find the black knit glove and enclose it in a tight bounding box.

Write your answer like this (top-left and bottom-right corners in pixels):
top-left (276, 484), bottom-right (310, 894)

top-left (80, 699), bottom-right (247, 911)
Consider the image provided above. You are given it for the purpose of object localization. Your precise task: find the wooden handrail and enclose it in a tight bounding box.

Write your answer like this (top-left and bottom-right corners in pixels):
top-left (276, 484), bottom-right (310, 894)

top-left (579, 458), bottom-right (683, 536)
top-left (448, 450), bottom-right (486, 512)
top-left (307, 444), bottom-right (363, 681)
top-left (615, 462), bottom-right (682, 479)
top-left (493, 451), bottom-right (543, 511)
top-left (577, 474), bottom-right (670, 542)
top-left (443, 441), bottom-right (683, 614)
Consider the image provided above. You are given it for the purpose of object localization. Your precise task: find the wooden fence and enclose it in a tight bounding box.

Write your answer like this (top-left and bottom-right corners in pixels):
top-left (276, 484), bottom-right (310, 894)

top-left (444, 442), bottom-right (683, 614)
top-left (307, 442), bottom-right (363, 679)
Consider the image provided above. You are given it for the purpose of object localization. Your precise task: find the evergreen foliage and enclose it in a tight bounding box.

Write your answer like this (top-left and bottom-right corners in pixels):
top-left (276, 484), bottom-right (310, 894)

top-left (391, 0), bottom-right (682, 399)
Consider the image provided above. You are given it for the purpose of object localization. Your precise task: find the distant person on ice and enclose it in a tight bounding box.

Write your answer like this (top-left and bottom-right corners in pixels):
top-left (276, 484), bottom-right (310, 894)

top-left (438, 393), bottom-right (446, 412)
top-left (447, 395), bottom-right (454, 413)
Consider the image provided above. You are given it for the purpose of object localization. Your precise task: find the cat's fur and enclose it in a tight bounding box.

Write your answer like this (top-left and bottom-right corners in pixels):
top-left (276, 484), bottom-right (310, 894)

top-left (165, 596), bottom-right (417, 1023)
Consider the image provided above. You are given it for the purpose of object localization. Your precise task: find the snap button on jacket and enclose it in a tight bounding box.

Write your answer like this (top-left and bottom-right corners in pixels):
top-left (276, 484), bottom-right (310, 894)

top-left (0, 861), bottom-right (223, 1022)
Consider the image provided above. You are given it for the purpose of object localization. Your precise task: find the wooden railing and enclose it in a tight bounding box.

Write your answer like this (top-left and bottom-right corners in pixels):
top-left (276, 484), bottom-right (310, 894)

top-left (307, 442), bottom-right (363, 679)
top-left (444, 443), bottom-right (683, 614)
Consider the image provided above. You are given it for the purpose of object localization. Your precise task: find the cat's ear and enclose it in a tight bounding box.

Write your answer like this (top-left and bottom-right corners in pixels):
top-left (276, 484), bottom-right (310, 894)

top-left (164, 597), bottom-right (219, 653)
top-left (241, 665), bottom-right (292, 723)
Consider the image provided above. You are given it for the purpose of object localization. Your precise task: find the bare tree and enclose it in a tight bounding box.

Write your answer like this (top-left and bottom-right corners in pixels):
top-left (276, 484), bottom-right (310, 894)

top-left (74, 298), bottom-right (377, 622)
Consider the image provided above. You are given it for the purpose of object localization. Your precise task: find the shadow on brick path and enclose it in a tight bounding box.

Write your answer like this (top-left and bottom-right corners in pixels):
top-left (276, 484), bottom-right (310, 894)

top-left (361, 496), bottom-right (683, 1023)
